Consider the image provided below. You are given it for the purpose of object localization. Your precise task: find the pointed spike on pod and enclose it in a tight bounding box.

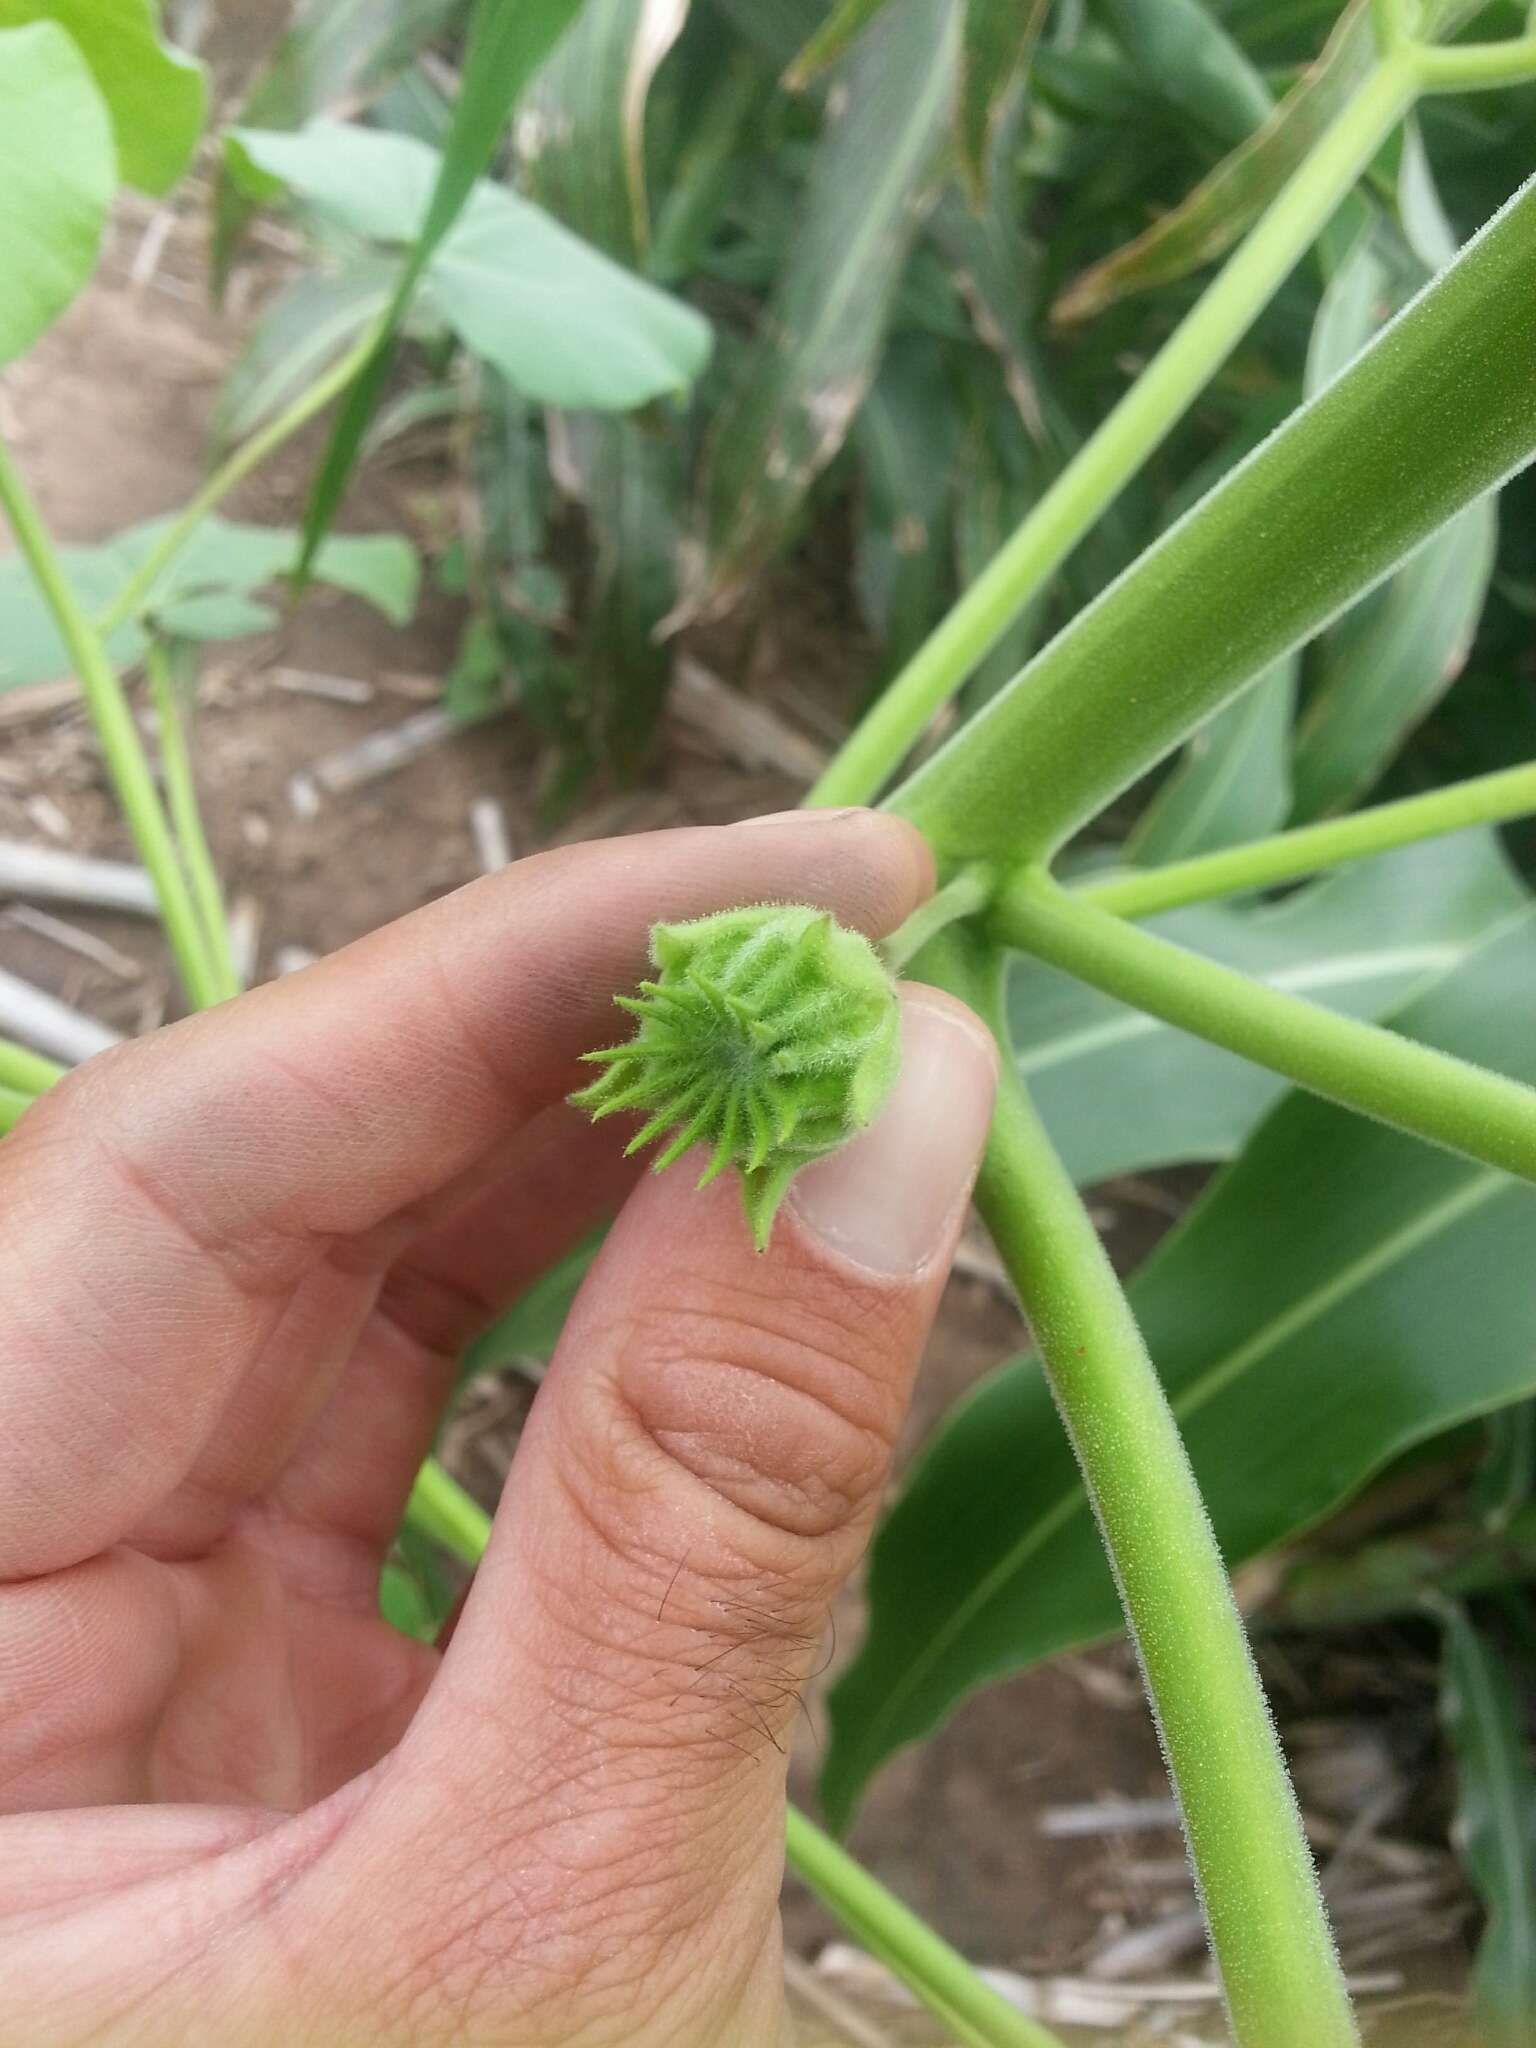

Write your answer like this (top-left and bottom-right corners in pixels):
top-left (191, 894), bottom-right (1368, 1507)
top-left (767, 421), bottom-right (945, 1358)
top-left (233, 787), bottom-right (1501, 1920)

top-left (649, 923), bottom-right (689, 971)
top-left (623, 1109), bottom-right (678, 1158)
top-left (653, 1086), bottom-right (723, 1172)
top-left (578, 1044), bottom-right (632, 1067)
top-left (696, 1093), bottom-right (739, 1188)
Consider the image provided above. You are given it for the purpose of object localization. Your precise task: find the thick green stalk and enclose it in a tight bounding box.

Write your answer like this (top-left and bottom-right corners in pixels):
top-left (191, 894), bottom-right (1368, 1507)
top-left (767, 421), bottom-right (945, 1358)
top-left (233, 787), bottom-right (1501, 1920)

top-left (146, 644), bottom-right (243, 1002)
top-left (1411, 31), bottom-right (1536, 91)
top-left (995, 869), bottom-right (1536, 1181)
top-left (0, 1039), bottom-right (64, 1096)
top-left (923, 928), bottom-right (1355, 2048)
top-left (405, 1461), bottom-right (1057, 2048)
top-left (1080, 760), bottom-right (1536, 919)
top-left (890, 171), bottom-right (1536, 862)
top-left (0, 441), bottom-right (225, 1011)
top-left (94, 325), bottom-right (381, 641)
top-left (807, 52), bottom-right (1418, 808)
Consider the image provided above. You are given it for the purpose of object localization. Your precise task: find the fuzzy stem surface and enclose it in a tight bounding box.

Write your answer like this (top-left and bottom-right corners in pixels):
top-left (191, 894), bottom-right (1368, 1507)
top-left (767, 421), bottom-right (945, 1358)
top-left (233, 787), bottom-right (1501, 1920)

top-left (147, 644), bottom-right (242, 1002)
top-left (921, 928), bottom-right (1357, 2048)
top-left (995, 869), bottom-right (1536, 1180)
top-left (1078, 760), bottom-right (1536, 919)
top-left (806, 54), bottom-right (1418, 809)
top-left (0, 440), bottom-right (225, 1010)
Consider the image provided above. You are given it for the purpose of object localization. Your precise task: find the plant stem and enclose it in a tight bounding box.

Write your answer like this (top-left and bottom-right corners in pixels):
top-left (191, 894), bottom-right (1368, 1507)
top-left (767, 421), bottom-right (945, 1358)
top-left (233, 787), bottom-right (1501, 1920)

top-left (1078, 760), bottom-right (1536, 919)
top-left (890, 170), bottom-right (1536, 864)
top-left (806, 53), bottom-right (1418, 809)
top-left (0, 440), bottom-right (225, 1011)
top-left (783, 1807), bottom-right (1063, 2048)
top-left (94, 325), bottom-right (381, 641)
top-left (1411, 32), bottom-right (1536, 92)
top-left (880, 863), bottom-right (995, 973)
top-left (146, 643), bottom-right (243, 1002)
top-left (0, 1038), bottom-right (64, 1096)
top-left (994, 868), bottom-right (1536, 1181)
top-left (404, 1458), bottom-right (1061, 2048)
top-left (923, 926), bottom-right (1357, 2048)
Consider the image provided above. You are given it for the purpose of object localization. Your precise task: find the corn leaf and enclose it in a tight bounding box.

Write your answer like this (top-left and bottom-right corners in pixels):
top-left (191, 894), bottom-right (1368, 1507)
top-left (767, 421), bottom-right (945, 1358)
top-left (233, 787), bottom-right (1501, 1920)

top-left (957, 0), bottom-right (1048, 201)
top-left (691, 0), bottom-right (961, 615)
top-left (294, 0), bottom-right (589, 586)
top-left (825, 907), bottom-right (1536, 1827)
top-left (1439, 1604), bottom-right (1536, 2045)
top-left (0, 22), bottom-right (114, 365)
top-left (1016, 832), bottom-right (1522, 1186)
top-left (229, 123), bottom-right (712, 410)
top-left (1052, 0), bottom-right (1373, 327)
top-left (1095, 0), bottom-right (1272, 148)
top-left (854, 336), bottom-right (960, 690)
top-left (0, 0), bottom-right (204, 194)
top-left (783, 0), bottom-right (895, 88)
top-left (522, 0), bottom-right (689, 267)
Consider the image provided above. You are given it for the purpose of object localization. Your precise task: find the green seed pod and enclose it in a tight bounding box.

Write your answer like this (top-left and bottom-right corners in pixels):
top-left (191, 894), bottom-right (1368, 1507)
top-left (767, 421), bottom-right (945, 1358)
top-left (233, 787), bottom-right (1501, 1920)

top-left (571, 904), bottom-right (902, 1251)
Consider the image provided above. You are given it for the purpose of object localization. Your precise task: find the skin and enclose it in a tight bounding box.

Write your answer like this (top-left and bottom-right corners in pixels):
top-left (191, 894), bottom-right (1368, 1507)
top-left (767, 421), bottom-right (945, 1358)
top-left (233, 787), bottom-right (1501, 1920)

top-left (0, 811), bottom-right (998, 2048)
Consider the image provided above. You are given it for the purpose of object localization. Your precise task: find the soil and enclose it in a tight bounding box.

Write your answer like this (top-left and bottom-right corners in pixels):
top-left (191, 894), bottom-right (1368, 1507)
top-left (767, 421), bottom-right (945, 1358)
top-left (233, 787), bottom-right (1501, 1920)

top-left (0, 19), bottom-right (1484, 2043)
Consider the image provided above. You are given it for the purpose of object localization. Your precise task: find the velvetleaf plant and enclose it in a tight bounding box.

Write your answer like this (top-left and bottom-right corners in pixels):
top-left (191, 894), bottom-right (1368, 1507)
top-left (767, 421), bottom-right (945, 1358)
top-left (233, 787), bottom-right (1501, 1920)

top-left (5, 5), bottom-right (1536, 2047)
top-left (572, 906), bottom-right (901, 1250)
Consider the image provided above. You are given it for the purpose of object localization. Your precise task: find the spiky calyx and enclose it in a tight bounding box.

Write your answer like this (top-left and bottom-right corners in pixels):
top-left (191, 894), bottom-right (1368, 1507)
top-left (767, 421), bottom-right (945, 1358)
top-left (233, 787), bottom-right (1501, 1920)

top-left (571, 905), bottom-right (902, 1251)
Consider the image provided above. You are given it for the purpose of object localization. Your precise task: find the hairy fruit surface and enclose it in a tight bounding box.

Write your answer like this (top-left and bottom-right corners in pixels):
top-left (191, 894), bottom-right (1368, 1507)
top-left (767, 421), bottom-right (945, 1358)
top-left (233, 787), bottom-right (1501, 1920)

top-left (572, 904), bottom-right (902, 1250)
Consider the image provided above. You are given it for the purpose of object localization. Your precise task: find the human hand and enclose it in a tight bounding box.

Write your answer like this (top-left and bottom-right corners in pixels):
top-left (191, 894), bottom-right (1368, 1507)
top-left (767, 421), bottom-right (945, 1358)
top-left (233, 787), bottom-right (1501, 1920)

top-left (0, 811), bottom-right (997, 2048)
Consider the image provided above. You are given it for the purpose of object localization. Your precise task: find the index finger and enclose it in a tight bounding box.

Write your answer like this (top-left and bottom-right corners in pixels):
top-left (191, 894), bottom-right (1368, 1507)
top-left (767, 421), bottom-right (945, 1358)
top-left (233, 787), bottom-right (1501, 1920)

top-left (0, 811), bottom-right (930, 1570)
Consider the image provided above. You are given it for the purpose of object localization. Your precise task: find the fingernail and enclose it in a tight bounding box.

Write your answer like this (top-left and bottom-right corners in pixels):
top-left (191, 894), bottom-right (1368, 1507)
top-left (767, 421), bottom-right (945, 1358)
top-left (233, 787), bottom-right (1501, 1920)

top-left (788, 993), bottom-right (997, 1276)
top-left (731, 807), bottom-right (861, 827)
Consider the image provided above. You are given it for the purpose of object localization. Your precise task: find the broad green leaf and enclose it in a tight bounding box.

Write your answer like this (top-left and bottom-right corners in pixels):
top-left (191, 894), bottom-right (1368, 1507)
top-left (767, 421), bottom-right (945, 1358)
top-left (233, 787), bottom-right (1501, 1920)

top-left (1013, 832), bottom-right (1524, 1187)
top-left (215, 0), bottom-right (468, 284)
top-left (0, 0), bottom-right (204, 194)
top-left (523, 0), bottom-right (689, 267)
top-left (692, 0), bottom-right (961, 614)
top-left (230, 122), bottom-right (712, 410)
top-left (825, 914), bottom-right (1536, 1827)
top-left (956, 0), bottom-right (1048, 200)
top-left (213, 266), bottom-right (394, 446)
top-left (296, 0), bottom-right (589, 585)
top-left (0, 22), bottom-right (114, 365)
top-left (1440, 1605), bottom-right (1536, 2045)
top-left (1052, 0), bottom-right (1373, 326)
top-left (783, 0), bottom-right (894, 87)
top-left (1293, 503), bottom-right (1498, 817)
top-left (1127, 661), bottom-right (1296, 864)
top-left (0, 517), bottom-right (419, 689)
top-left (1095, 0), bottom-right (1271, 147)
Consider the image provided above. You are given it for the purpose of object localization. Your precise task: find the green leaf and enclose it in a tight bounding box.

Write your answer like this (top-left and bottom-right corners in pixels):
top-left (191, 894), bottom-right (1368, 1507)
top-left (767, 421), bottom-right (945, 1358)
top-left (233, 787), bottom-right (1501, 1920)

top-left (0, 21), bottom-right (114, 366)
top-left (523, 0), bottom-right (690, 267)
top-left (230, 121), bottom-right (713, 410)
top-left (0, 0), bottom-right (204, 194)
top-left (1095, 0), bottom-right (1272, 148)
top-left (0, 517), bottom-right (420, 689)
top-left (1440, 1605), bottom-right (1536, 2045)
top-left (783, 0), bottom-right (894, 87)
top-left (956, 0), bottom-right (1048, 200)
top-left (1014, 832), bottom-right (1522, 1187)
top-left (1292, 501), bottom-right (1498, 817)
top-left (1127, 661), bottom-right (1296, 864)
top-left (296, 0), bottom-right (590, 585)
top-left (459, 1229), bottom-right (604, 1382)
top-left (213, 265), bottom-right (395, 446)
top-left (214, 0), bottom-right (467, 283)
top-left (692, 0), bottom-right (961, 614)
top-left (1052, 0), bottom-right (1373, 327)
top-left (825, 913), bottom-right (1536, 1827)
top-left (854, 335), bottom-right (960, 689)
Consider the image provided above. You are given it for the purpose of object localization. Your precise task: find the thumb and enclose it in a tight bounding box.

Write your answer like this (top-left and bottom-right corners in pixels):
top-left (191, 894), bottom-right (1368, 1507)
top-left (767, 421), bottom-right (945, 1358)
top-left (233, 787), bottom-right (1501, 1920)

top-left (314, 986), bottom-right (997, 2047)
